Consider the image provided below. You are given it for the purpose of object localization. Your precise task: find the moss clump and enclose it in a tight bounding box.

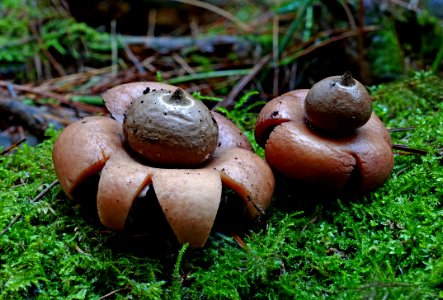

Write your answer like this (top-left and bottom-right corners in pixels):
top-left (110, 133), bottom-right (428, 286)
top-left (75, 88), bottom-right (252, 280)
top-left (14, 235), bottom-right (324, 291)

top-left (0, 72), bottom-right (442, 299)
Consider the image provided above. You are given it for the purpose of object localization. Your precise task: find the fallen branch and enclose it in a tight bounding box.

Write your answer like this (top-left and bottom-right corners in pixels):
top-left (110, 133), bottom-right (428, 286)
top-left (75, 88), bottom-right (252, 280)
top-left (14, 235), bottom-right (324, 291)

top-left (120, 35), bottom-right (254, 54)
top-left (0, 97), bottom-right (64, 139)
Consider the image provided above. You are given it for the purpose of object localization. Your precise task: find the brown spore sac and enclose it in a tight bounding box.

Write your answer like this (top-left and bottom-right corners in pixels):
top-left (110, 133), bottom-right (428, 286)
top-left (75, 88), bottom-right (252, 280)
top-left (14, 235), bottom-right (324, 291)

top-left (304, 73), bottom-right (373, 134)
top-left (123, 88), bottom-right (219, 166)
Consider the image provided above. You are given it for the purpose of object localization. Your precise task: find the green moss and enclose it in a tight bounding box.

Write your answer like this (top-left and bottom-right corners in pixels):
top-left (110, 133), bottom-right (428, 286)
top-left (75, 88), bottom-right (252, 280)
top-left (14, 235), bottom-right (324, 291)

top-left (0, 0), bottom-right (112, 81)
top-left (367, 20), bottom-right (405, 80)
top-left (1, 72), bottom-right (442, 299)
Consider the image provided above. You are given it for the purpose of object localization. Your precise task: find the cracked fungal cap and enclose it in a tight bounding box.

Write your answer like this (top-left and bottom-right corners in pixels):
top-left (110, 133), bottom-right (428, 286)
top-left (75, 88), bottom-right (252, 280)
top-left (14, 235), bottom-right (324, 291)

top-left (53, 82), bottom-right (274, 248)
top-left (255, 76), bottom-right (393, 195)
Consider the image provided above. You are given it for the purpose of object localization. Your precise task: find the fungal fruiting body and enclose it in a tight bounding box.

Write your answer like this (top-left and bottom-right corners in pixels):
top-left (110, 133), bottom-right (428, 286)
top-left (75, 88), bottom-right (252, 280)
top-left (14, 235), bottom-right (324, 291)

top-left (53, 82), bottom-right (274, 248)
top-left (255, 74), bottom-right (393, 195)
top-left (123, 88), bottom-right (218, 166)
top-left (304, 72), bottom-right (373, 134)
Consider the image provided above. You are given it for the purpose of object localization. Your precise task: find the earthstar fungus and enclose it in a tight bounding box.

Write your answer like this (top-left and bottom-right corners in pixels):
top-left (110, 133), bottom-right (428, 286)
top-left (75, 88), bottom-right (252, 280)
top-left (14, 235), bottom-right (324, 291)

top-left (53, 82), bottom-right (274, 248)
top-left (255, 74), bottom-right (394, 195)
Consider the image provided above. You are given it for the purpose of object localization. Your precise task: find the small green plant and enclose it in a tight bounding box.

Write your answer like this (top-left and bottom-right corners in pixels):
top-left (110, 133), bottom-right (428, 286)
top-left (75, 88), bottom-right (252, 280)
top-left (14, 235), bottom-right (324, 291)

top-left (217, 91), bottom-right (265, 154)
top-left (0, 0), bottom-right (112, 80)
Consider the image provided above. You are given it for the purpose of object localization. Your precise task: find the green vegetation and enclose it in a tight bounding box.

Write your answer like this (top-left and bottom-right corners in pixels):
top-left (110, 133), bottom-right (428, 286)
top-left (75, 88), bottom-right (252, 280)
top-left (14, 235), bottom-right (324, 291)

top-left (0, 0), bottom-right (111, 80)
top-left (1, 72), bottom-right (442, 299)
top-left (217, 90), bottom-right (265, 154)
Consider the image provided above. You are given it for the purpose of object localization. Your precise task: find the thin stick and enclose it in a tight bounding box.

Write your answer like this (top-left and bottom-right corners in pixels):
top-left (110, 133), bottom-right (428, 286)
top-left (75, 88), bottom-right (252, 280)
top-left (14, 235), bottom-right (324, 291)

top-left (111, 20), bottom-right (118, 75)
top-left (99, 288), bottom-right (130, 300)
top-left (279, 25), bottom-right (380, 66)
top-left (0, 81), bottom-right (106, 113)
top-left (29, 22), bottom-right (66, 76)
top-left (118, 35), bottom-right (147, 75)
top-left (392, 144), bottom-right (428, 155)
top-left (288, 62), bottom-right (298, 91)
top-left (0, 180), bottom-right (59, 235)
top-left (388, 127), bottom-right (415, 132)
top-left (341, 0), bottom-right (357, 29)
top-left (0, 215), bottom-right (23, 236)
top-left (214, 54), bottom-right (271, 109)
top-left (31, 180), bottom-right (59, 203)
top-left (172, 0), bottom-right (252, 32)
top-left (1, 138), bottom-right (26, 155)
top-left (172, 53), bottom-right (195, 75)
top-left (147, 9), bottom-right (157, 37)
top-left (166, 69), bottom-right (251, 84)
top-left (273, 14), bottom-right (280, 97)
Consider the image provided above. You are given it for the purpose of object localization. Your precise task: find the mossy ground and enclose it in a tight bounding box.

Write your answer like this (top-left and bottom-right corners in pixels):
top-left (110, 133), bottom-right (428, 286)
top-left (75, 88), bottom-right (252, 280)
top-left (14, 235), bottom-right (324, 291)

top-left (1, 72), bottom-right (442, 299)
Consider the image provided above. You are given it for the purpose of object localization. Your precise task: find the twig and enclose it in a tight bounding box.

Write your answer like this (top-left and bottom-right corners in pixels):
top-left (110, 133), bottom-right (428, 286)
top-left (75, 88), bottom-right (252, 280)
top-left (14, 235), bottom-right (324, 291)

top-left (0, 215), bottom-right (22, 236)
top-left (37, 66), bottom-right (113, 90)
top-left (0, 81), bottom-right (106, 113)
top-left (302, 214), bottom-right (321, 232)
top-left (171, 0), bottom-right (253, 32)
top-left (280, 25), bottom-right (381, 66)
top-left (0, 36), bottom-right (35, 50)
top-left (341, 0), bottom-right (357, 30)
top-left (99, 287), bottom-right (131, 300)
top-left (111, 20), bottom-right (118, 75)
top-left (348, 281), bottom-right (416, 290)
top-left (392, 144), bottom-right (428, 155)
top-left (273, 14), bottom-right (280, 97)
top-left (232, 233), bottom-right (248, 250)
top-left (1, 138), bottom-right (26, 155)
top-left (172, 53), bottom-right (195, 75)
top-left (166, 69), bottom-right (251, 84)
top-left (288, 62), bottom-right (298, 91)
top-left (29, 22), bottom-right (66, 77)
top-left (118, 35), bottom-right (147, 75)
top-left (147, 9), bottom-right (157, 37)
top-left (388, 127), bottom-right (415, 132)
top-left (214, 54), bottom-right (271, 109)
top-left (0, 180), bottom-right (59, 235)
top-left (31, 180), bottom-right (59, 203)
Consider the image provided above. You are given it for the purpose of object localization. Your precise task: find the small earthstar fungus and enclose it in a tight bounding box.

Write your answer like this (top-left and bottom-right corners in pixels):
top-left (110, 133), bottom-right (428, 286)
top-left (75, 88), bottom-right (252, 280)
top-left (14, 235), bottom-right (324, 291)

top-left (53, 82), bottom-right (274, 248)
top-left (255, 73), bottom-right (394, 195)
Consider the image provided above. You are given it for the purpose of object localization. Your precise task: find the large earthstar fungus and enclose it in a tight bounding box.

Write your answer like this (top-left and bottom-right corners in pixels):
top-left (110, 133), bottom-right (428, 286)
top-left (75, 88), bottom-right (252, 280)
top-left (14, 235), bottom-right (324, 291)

top-left (255, 74), bottom-right (394, 195)
top-left (53, 82), bottom-right (274, 248)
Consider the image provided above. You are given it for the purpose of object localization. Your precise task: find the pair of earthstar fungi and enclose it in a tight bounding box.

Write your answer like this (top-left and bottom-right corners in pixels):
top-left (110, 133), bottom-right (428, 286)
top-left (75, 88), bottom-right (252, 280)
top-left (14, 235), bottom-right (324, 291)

top-left (53, 74), bottom-right (393, 248)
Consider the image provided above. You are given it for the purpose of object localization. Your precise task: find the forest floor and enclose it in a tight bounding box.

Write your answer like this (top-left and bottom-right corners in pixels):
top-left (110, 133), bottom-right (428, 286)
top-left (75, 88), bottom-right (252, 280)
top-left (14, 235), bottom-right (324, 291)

top-left (0, 71), bottom-right (442, 299)
top-left (1, 1), bottom-right (442, 299)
